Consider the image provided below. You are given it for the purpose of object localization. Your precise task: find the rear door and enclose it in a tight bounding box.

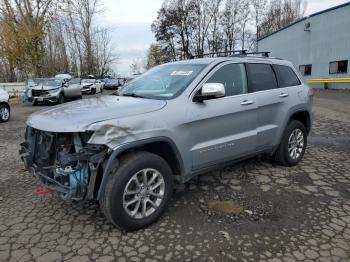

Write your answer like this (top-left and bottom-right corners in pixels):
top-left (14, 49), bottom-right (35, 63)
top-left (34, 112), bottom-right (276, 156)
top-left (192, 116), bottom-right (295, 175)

top-left (186, 62), bottom-right (258, 170)
top-left (246, 63), bottom-right (290, 149)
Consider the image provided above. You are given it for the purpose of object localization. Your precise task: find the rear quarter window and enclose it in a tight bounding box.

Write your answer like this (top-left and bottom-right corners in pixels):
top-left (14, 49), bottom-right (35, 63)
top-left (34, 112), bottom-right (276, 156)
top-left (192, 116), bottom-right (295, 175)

top-left (273, 65), bottom-right (301, 87)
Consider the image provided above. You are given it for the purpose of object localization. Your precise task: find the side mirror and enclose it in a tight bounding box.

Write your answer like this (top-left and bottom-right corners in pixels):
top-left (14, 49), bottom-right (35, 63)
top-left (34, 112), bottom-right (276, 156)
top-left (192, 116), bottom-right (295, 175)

top-left (63, 83), bottom-right (69, 87)
top-left (193, 83), bottom-right (225, 102)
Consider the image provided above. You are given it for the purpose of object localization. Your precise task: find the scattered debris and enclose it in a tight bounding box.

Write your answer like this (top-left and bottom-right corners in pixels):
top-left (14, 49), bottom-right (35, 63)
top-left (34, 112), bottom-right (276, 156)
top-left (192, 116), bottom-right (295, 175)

top-left (244, 210), bottom-right (253, 215)
top-left (34, 188), bottom-right (51, 196)
top-left (17, 168), bottom-right (29, 175)
top-left (218, 230), bottom-right (231, 241)
top-left (208, 200), bottom-right (241, 215)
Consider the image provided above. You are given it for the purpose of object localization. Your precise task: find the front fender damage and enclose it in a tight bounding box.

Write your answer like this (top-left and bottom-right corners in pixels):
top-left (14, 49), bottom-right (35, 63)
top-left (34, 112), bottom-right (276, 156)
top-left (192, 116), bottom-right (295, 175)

top-left (86, 115), bottom-right (164, 148)
top-left (20, 116), bottom-right (166, 201)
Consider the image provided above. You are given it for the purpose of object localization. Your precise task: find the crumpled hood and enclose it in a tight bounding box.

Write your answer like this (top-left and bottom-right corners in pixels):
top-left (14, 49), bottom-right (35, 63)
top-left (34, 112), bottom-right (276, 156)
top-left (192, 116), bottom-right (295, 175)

top-left (27, 95), bottom-right (166, 132)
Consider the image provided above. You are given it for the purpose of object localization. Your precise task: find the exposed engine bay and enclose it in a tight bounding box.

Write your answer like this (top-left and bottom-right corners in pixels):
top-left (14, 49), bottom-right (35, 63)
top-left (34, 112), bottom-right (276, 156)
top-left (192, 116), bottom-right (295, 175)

top-left (20, 127), bottom-right (108, 201)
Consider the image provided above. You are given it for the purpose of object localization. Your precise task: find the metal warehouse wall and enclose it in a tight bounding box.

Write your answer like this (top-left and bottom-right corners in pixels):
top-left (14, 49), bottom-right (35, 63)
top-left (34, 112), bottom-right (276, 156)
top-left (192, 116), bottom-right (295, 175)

top-left (258, 4), bottom-right (350, 88)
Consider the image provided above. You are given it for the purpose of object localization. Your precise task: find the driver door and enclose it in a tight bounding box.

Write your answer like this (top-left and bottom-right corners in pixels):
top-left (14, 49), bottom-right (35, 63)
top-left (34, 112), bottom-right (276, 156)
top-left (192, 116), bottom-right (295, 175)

top-left (185, 63), bottom-right (258, 170)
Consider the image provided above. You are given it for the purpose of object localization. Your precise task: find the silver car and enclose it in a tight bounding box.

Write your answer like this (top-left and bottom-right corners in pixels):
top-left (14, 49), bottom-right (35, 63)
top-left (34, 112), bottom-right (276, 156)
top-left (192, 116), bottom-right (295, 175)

top-left (31, 78), bottom-right (82, 105)
top-left (20, 55), bottom-right (313, 230)
top-left (0, 87), bottom-right (10, 122)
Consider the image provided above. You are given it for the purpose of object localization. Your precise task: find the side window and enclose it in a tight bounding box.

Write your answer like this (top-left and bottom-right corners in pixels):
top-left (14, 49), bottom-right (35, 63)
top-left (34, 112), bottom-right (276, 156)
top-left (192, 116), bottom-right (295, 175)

top-left (247, 63), bottom-right (278, 92)
top-left (206, 63), bottom-right (247, 96)
top-left (273, 65), bottom-right (301, 87)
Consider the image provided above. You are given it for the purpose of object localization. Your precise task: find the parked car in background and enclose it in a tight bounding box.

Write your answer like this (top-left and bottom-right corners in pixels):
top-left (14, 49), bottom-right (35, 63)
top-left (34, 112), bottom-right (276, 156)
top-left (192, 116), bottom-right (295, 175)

top-left (31, 78), bottom-right (81, 105)
top-left (103, 78), bottom-right (121, 89)
top-left (99, 78), bottom-right (106, 88)
top-left (0, 87), bottom-right (10, 122)
top-left (81, 79), bottom-right (103, 94)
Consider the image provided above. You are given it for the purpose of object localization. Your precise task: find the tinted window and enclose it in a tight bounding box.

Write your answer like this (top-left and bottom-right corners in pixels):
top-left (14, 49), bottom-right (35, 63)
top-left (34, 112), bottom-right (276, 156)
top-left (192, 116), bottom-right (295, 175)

top-left (273, 65), bottom-right (301, 87)
top-left (247, 63), bottom-right (278, 92)
top-left (206, 63), bottom-right (247, 96)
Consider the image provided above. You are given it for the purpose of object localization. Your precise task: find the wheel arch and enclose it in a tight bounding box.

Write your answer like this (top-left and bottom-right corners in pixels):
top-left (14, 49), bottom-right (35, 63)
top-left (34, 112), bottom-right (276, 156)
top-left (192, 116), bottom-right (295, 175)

top-left (0, 101), bottom-right (10, 111)
top-left (288, 110), bottom-right (311, 134)
top-left (97, 137), bottom-right (184, 200)
top-left (113, 137), bottom-right (184, 176)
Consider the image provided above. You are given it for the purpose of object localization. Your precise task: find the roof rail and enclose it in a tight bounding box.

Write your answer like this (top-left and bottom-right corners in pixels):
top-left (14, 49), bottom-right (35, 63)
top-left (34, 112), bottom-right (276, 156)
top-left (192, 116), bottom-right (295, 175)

top-left (231, 51), bottom-right (270, 57)
top-left (190, 50), bottom-right (271, 59)
top-left (191, 50), bottom-right (248, 59)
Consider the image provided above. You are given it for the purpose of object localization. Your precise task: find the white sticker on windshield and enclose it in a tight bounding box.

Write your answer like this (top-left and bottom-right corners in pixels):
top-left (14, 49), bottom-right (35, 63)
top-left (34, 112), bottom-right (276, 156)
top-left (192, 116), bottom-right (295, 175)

top-left (171, 71), bottom-right (193, 76)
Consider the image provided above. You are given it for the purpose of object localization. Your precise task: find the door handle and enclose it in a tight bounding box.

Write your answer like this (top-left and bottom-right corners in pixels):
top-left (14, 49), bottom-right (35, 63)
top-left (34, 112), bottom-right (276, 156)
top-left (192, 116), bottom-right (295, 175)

top-left (279, 93), bottom-right (289, 98)
top-left (240, 100), bottom-right (254, 105)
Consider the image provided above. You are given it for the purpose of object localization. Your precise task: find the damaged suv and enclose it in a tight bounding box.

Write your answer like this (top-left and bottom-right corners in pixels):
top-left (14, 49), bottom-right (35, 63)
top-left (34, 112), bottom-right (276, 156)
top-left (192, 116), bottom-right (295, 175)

top-left (20, 55), bottom-right (312, 230)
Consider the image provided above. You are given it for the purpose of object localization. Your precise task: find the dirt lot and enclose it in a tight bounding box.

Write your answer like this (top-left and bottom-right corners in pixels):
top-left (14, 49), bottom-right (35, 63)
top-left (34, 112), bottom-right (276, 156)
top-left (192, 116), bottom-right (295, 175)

top-left (0, 90), bottom-right (350, 262)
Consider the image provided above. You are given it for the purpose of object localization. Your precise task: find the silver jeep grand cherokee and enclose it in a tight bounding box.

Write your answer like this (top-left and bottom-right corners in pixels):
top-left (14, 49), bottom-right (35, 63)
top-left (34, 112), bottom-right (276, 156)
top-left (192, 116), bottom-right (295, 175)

top-left (20, 55), bottom-right (312, 230)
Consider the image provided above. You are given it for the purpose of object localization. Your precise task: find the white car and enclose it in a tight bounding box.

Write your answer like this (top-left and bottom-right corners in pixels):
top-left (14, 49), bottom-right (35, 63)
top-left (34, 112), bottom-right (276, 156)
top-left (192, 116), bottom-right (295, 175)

top-left (81, 79), bottom-right (103, 94)
top-left (0, 87), bottom-right (10, 122)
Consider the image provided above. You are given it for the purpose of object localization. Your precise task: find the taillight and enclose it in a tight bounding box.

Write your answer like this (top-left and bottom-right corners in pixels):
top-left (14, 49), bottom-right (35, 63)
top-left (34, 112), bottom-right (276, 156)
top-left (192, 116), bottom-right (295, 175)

top-left (308, 88), bottom-right (315, 96)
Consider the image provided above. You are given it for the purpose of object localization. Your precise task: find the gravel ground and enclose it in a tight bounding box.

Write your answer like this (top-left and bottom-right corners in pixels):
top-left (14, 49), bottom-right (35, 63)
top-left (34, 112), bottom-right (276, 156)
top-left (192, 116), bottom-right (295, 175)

top-left (0, 90), bottom-right (350, 262)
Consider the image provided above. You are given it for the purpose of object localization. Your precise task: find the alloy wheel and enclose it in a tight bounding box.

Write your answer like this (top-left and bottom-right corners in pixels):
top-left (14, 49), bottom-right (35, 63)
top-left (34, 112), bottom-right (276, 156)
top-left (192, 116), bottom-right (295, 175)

top-left (0, 106), bottom-right (9, 121)
top-left (123, 168), bottom-right (165, 219)
top-left (288, 129), bottom-right (304, 160)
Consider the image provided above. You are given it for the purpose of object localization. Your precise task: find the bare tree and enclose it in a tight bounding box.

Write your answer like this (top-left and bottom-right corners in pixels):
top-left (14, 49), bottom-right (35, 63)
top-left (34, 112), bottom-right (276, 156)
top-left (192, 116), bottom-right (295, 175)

top-left (259, 0), bottom-right (306, 38)
top-left (94, 27), bottom-right (118, 77)
top-left (65, 0), bottom-right (103, 75)
top-left (251, 0), bottom-right (268, 48)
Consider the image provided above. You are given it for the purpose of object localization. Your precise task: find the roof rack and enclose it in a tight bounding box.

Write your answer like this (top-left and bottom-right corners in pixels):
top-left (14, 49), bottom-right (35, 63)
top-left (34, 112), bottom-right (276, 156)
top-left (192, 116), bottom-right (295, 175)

top-left (191, 50), bottom-right (271, 59)
top-left (230, 51), bottom-right (270, 57)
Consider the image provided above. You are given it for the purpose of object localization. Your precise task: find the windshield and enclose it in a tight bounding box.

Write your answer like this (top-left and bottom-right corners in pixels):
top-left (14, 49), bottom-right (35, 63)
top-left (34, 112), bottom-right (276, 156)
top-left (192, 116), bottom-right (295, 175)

top-left (82, 79), bottom-right (95, 84)
top-left (118, 63), bottom-right (206, 99)
top-left (41, 79), bottom-right (61, 87)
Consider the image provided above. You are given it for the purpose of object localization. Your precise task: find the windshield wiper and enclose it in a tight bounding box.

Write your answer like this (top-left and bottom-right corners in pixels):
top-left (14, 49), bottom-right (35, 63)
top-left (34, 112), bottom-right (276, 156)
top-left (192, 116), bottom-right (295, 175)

top-left (122, 93), bottom-right (146, 98)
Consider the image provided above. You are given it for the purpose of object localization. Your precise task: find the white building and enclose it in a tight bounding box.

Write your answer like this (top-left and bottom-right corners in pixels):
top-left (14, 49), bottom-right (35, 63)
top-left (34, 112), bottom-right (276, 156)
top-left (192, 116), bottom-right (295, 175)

top-left (258, 2), bottom-right (350, 89)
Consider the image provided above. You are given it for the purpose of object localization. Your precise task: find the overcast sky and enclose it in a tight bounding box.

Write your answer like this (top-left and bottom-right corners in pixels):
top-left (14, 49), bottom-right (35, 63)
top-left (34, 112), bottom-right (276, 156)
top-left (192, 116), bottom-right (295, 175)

top-left (98, 0), bottom-right (349, 76)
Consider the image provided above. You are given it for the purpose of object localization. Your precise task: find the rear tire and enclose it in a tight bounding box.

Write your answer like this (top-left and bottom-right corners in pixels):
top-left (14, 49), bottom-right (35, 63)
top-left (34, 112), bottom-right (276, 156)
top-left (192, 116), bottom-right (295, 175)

top-left (100, 151), bottom-right (173, 231)
top-left (0, 104), bottom-right (10, 122)
top-left (273, 120), bottom-right (307, 166)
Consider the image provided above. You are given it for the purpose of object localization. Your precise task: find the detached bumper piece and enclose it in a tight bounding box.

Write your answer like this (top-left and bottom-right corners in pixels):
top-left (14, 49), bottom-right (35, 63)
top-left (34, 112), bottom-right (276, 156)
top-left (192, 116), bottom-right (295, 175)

top-left (19, 127), bottom-right (107, 201)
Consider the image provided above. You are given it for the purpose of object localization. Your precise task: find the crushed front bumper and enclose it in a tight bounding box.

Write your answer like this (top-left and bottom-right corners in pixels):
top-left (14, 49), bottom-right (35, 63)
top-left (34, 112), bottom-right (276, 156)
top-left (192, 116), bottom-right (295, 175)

top-left (19, 127), bottom-right (107, 201)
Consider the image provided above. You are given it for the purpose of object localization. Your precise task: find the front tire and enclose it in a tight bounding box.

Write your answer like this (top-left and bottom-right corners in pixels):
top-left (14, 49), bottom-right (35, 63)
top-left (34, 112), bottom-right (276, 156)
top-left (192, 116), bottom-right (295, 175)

top-left (0, 104), bottom-right (10, 122)
top-left (100, 151), bottom-right (173, 231)
top-left (273, 120), bottom-right (307, 166)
